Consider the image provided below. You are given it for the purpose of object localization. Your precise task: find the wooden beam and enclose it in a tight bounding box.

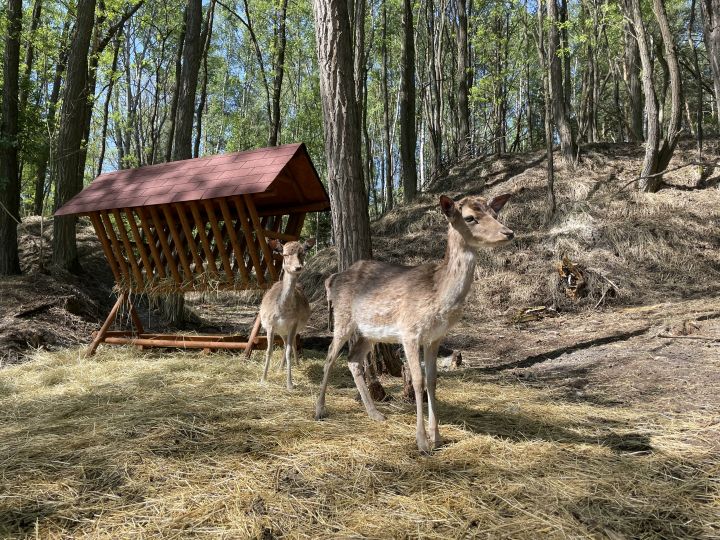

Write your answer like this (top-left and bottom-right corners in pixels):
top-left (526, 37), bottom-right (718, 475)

top-left (86, 293), bottom-right (126, 357)
top-left (162, 205), bottom-right (194, 282)
top-left (174, 202), bottom-right (205, 273)
top-left (245, 195), bottom-right (278, 282)
top-left (148, 206), bottom-right (183, 286)
top-left (111, 209), bottom-right (144, 290)
top-left (232, 196), bottom-right (265, 286)
top-left (123, 208), bottom-right (154, 280)
top-left (88, 212), bottom-right (122, 282)
top-left (100, 211), bottom-right (131, 282)
top-left (188, 200), bottom-right (218, 275)
top-left (203, 201), bottom-right (235, 282)
top-left (218, 198), bottom-right (250, 286)
top-left (135, 206), bottom-right (167, 279)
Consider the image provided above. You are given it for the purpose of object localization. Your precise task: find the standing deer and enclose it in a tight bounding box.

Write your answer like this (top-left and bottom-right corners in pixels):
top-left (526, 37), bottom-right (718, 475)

top-left (315, 194), bottom-right (514, 453)
top-left (259, 239), bottom-right (314, 390)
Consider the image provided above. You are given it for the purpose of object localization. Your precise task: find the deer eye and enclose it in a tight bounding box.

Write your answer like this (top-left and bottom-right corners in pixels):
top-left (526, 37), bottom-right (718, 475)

top-left (464, 215), bottom-right (476, 223)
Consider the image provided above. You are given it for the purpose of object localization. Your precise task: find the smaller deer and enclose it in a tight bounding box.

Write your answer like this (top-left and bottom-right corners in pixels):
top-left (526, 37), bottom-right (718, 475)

top-left (315, 193), bottom-right (514, 453)
top-left (259, 239), bottom-right (314, 390)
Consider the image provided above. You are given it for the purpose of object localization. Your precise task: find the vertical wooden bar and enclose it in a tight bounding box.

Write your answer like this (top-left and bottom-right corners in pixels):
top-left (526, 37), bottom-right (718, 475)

top-left (111, 209), bottom-right (145, 289)
top-left (218, 198), bottom-right (251, 286)
top-left (161, 205), bottom-right (194, 281)
top-left (148, 206), bottom-right (183, 286)
top-left (86, 292), bottom-right (127, 357)
top-left (128, 299), bottom-right (145, 334)
top-left (123, 208), bottom-right (154, 279)
top-left (232, 196), bottom-right (265, 286)
top-left (88, 212), bottom-right (122, 282)
top-left (174, 202), bottom-right (205, 273)
top-left (244, 195), bottom-right (278, 282)
top-left (188, 200), bottom-right (219, 274)
top-left (135, 206), bottom-right (166, 278)
top-left (203, 200), bottom-right (235, 282)
top-left (100, 211), bottom-right (131, 282)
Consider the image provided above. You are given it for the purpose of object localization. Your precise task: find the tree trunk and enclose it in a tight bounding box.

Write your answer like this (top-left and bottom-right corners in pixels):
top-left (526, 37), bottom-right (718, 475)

top-left (194, 0), bottom-right (216, 157)
top-left (165, 7), bottom-right (187, 162)
top-left (52, 0), bottom-right (96, 273)
top-left (690, 0), bottom-right (703, 157)
top-left (701, 0), bottom-right (720, 130)
top-left (547, 0), bottom-right (576, 163)
top-left (312, 0), bottom-right (372, 271)
top-left (381, 1), bottom-right (393, 212)
top-left (623, 8), bottom-right (643, 141)
top-left (627, 0), bottom-right (660, 190)
top-left (97, 36), bottom-right (122, 176)
top-left (537, 0), bottom-right (556, 219)
top-left (456, 0), bottom-right (470, 155)
top-left (268, 0), bottom-right (290, 146)
top-left (0, 0), bottom-right (22, 275)
top-left (399, 0), bottom-right (418, 203)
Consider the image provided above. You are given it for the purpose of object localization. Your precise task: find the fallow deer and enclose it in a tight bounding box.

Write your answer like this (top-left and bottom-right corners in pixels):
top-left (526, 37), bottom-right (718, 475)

top-left (315, 194), bottom-right (514, 453)
top-left (259, 239), bottom-right (314, 390)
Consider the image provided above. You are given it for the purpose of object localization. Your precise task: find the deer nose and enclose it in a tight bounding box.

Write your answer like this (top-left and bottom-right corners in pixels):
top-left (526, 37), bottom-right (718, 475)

top-left (504, 230), bottom-right (514, 240)
top-left (292, 265), bottom-right (303, 272)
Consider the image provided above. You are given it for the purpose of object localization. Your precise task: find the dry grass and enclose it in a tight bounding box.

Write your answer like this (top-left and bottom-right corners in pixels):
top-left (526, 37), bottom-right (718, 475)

top-left (1, 346), bottom-right (717, 538)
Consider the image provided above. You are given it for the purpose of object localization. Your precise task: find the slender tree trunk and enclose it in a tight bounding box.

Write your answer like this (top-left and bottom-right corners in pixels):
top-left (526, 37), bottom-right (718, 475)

top-left (547, 0), bottom-right (576, 163)
top-left (194, 0), bottom-right (215, 157)
top-left (701, 0), bottom-right (720, 130)
top-left (690, 0), bottom-right (703, 156)
top-left (0, 0), bottom-right (22, 275)
top-left (18, 0), bottom-right (42, 123)
top-left (537, 0), bottom-right (556, 219)
top-left (165, 7), bottom-right (187, 162)
top-left (623, 10), bottom-right (643, 141)
top-left (97, 36), bottom-right (122, 176)
top-left (456, 0), bottom-right (470, 154)
top-left (268, 0), bottom-right (290, 146)
top-left (381, 1), bottom-right (393, 211)
top-left (399, 0), bottom-right (418, 203)
top-left (52, 0), bottom-right (96, 273)
top-left (312, 0), bottom-right (372, 271)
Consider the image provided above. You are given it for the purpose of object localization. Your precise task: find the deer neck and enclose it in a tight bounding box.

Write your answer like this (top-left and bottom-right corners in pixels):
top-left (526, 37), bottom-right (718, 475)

top-left (435, 226), bottom-right (476, 312)
top-left (279, 270), bottom-right (298, 307)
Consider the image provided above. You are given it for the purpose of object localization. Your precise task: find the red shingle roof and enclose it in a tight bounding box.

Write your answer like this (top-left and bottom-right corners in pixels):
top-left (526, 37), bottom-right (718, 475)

top-left (55, 143), bottom-right (328, 216)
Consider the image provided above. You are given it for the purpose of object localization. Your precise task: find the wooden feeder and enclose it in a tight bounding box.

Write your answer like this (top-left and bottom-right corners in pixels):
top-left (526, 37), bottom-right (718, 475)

top-left (54, 143), bottom-right (329, 356)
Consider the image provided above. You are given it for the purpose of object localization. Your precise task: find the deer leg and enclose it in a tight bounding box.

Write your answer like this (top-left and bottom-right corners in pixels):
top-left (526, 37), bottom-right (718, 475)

top-left (260, 326), bottom-right (275, 383)
top-left (315, 331), bottom-right (351, 420)
top-left (404, 338), bottom-right (430, 454)
top-left (285, 325), bottom-right (297, 391)
top-left (424, 339), bottom-right (442, 449)
top-left (347, 338), bottom-right (385, 422)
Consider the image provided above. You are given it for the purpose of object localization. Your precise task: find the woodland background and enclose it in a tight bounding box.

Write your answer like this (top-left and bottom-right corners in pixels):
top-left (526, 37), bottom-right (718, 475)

top-left (0, 0), bottom-right (718, 275)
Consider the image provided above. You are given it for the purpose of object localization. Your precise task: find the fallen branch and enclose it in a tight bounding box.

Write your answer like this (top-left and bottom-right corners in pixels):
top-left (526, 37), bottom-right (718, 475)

top-left (657, 334), bottom-right (720, 342)
top-left (614, 160), bottom-right (719, 193)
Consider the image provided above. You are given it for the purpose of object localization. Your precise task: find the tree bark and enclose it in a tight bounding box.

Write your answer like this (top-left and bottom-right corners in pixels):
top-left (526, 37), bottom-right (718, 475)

top-left (97, 36), bottom-right (122, 176)
top-left (623, 6), bottom-right (643, 141)
top-left (269, 0), bottom-right (290, 146)
top-left (312, 0), bottom-right (372, 271)
top-left (701, 0), bottom-right (720, 130)
top-left (165, 7), bottom-right (187, 162)
top-left (547, 0), bottom-right (576, 163)
top-left (537, 0), bottom-right (556, 219)
top-left (194, 0), bottom-right (216, 157)
top-left (456, 0), bottom-right (470, 155)
top-left (0, 0), bottom-right (22, 275)
top-left (399, 0), bottom-right (418, 203)
top-left (381, 1), bottom-right (393, 212)
top-left (52, 0), bottom-right (96, 273)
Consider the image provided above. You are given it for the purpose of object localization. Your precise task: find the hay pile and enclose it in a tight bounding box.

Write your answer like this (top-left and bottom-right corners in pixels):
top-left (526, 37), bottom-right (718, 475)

top-left (0, 347), bottom-right (717, 538)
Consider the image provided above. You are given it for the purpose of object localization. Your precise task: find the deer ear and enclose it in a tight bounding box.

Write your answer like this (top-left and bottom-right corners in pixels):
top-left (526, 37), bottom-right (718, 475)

top-left (268, 239), bottom-right (284, 253)
top-left (439, 195), bottom-right (456, 217)
top-left (487, 193), bottom-right (512, 214)
top-left (303, 238), bottom-right (316, 251)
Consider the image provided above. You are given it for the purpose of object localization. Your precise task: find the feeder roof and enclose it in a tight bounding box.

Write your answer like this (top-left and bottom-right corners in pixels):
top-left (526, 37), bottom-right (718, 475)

top-left (54, 143), bottom-right (329, 217)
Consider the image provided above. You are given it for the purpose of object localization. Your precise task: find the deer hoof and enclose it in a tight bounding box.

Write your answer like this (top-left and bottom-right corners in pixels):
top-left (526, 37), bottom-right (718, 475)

top-left (369, 411), bottom-right (386, 422)
top-left (286, 383), bottom-right (294, 391)
top-left (430, 436), bottom-right (444, 449)
top-left (314, 407), bottom-right (328, 420)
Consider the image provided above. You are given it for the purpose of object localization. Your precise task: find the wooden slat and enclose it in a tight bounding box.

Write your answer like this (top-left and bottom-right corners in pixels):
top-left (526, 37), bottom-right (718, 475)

top-left (218, 198), bottom-right (250, 286)
top-left (188, 200), bottom-right (219, 275)
top-left (174, 203), bottom-right (205, 273)
top-left (123, 209), bottom-right (154, 278)
top-left (232, 196), bottom-right (265, 286)
top-left (86, 292), bottom-right (126, 357)
top-left (111, 209), bottom-right (144, 289)
top-left (286, 212), bottom-right (306, 238)
top-left (100, 211), bottom-right (131, 282)
top-left (162, 205), bottom-right (194, 281)
top-left (148, 206), bottom-right (183, 286)
top-left (203, 200), bottom-right (235, 282)
top-left (245, 195), bottom-right (278, 282)
top-left (89, 212), bottom-right (122, 282)
top-left (262, 229), bottom-right (297, 241)
top-left (135, 206), bottom-right (166, 279)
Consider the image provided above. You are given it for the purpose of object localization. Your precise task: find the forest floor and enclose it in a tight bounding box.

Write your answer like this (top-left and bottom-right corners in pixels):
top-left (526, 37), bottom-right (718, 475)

top-left (0, 140), bottom-right (719, 538)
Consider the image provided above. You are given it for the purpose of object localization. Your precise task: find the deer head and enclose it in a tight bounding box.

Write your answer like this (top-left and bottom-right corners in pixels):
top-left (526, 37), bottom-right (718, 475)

top-left (269, 238), bottom-right (316, 275)
top-left (440, 194), bottom-right (514, 248)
